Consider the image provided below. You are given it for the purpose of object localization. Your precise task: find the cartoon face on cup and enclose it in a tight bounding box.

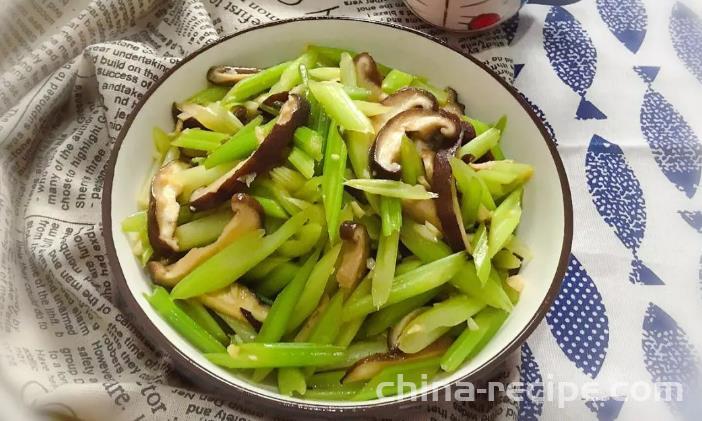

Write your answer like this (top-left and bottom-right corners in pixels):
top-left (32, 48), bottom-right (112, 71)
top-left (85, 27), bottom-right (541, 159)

top-left (403, 0), bottom-right (523, 32)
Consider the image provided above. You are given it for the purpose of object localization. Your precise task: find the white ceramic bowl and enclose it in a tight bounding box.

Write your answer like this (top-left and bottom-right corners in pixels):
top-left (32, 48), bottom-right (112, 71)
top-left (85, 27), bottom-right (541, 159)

top-left (103, 17), bottom-right (572, 417)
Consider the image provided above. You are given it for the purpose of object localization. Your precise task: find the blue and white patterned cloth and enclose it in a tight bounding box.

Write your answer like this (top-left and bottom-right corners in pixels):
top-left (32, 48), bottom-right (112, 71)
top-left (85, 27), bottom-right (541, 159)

top-left (509, 1), bottom-right (702, 419)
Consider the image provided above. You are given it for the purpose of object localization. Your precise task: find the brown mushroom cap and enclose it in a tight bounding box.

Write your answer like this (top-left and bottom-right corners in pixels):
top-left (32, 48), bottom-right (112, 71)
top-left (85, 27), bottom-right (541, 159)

top-left (189, 94), bottom-right (310, 211)
top-left (207, 66), bottom-right (260, 86)
top-left (433, 147), bottom-right (470, 252)
top-left (371, 87), bottom-right (437, 133)
top-left (442, 87), bottom-right (466, 117)
top-left (353, 52), bottom-right (384, 101)
top-left (401, 199), bottom-right (443, 231)
top-left (199, 283), bottom-right (269, 324)
top-left (172, 102), bottom-right (208, 130)
top-left (336, 221), bottom-right (371, 290)
top-left (147, 161), bottom-right (189, 257)
top-left (148, 193), bottom-right (264, 286)
top-left (370, 109), bottom-right (463, 180)
top-left (341, 336), bottom-right (452, 383)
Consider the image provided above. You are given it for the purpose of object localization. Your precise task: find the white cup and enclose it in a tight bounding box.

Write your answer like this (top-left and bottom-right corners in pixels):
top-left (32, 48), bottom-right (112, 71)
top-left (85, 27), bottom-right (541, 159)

top-left (403, 0), bottom-right (524, 32)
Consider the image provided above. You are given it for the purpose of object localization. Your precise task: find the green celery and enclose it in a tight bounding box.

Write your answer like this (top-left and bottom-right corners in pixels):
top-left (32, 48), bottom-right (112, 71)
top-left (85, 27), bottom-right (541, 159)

top-left (186, 85), bottom-right (229, 105)
top-left (322, 340), bottom-right (388, 370)
top-left (146, 287), bottom-right (226, 353)
top-left (471, 224), bottom-right (490, 285)
top-left (380, 196), bottom-right (402, 236)
top-left (255, 262), bottom-right (300, 297)
top-left (372, 229), bottom-right (400, 308)
top-left (450, 262), bottom-right (513, 312)
top-left (489, 188), bottom-right (522, 257)
top-left (344, 179), bottom-right (437, 200)
top-left (278, 222), bottom-right (323, 257)
top-left (440, 308), bottom-right (507, 372)
top-left (458, 128), bottom-right (500, 161)
top-left (362, 288), bottom-right (439, 337)
top-left (287, 244), bottom-right (342, 332)
top-left (352, 357), bottom-right (441, 401)
top-left (222, 61), bottom-right (291, 106)
top-left (278, 367), bottom-right (307, 396)
top-left (381, 69), bottom-right (415, 94)
top-left (176, 299), bottom-right (229, 345)
top-left (396, 295), bottom-right (485, 353)
top-left (304, 384), bottom-right (363, 400)
top-left (293, 127), bottom-right (324, 160)
top-left (321, 122), bottom-right (347, 243)
top-left (288, 147), bottom-right (316, 179)
top-left (400, 136), bottom-right (424, 185)
top-left (252, 195), bottom-right (288, 219)
top-left (271, 166), bottom-right (307, 192)
top-left (309, 67), bottom-right (341, 81)
top-left (174, 210), bottom-right (231, 250)
top-left (343, 252), bottom-right (466, 321)
top-left (171, 128), bottom-right (229, 152)
top-left (269, 52), bottom-right (317, 94)
top-left (203, 115), bottom-right (263, 168)
top-left (411, 79), bottom-right (449, 104)
top-left (206, 343), bottom-right (346, 368)
top-left (152, 127), bottom-right (171, 155)
top-left (171, 210), bottom-right (310, 299)
top-left (308, 81), bottom-right (373, 133)
top-left (353, 100), bottom-right (391, 116)
top-left (121, 211), bottom-right (146, 233)
top-left (399, 220), bottom-right (452, 263)
top-left (258, 249), bottom-right (321, 342)
top-left (339, 52), bottom-right (357, 87)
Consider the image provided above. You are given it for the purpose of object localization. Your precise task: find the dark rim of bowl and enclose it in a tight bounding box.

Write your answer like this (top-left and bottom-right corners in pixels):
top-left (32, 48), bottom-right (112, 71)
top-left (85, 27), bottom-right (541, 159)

top-left (102, 16), bottom-right (573, 418)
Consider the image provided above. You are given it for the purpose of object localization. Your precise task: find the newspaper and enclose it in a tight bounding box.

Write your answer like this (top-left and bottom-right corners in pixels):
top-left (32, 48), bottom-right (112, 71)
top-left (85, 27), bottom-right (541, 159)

top-left (0, 1), bottom-right (517, 419)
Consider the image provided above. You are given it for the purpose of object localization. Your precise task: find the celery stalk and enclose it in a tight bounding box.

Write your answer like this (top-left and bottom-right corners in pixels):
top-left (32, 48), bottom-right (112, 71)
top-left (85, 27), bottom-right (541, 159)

top-left (440, 308), bottom-right (507, 372)
top-left (288, 147), bottom-right (316, 179)
top-left (293, 127), bottom-right (324, 161)
top-left (278, 367), bottom-right (307, 396)
top-left (489, 189), bottom-right (522, 257)
top-left (206, 343), bottom-right (346, 368)
top-left (344, 179), bottom-right (437, 200)
top-left (400, 136), bottom-right (424, 185)
top-left (287, 244), bottom-right (342, 332)
top-left (343, 252), bottom-right (466, 321)
top-left (322, 122), bottom-right (347, 243)
top-left (372, 229), bottom-right (400, 308)
top-left (269, 52), bottom-right (317, 95)
top-left (399, 220), bottom-right (452, 263)
top-left (255, 262), bottom-right (300, 297)
top-left (146, 287), bottom-right (226, 353)
top-left (308, 81), bottom-right (373, 133)
top-left (186, 86), bottom-right (229, 105)
top-left (396, 295), bottom-right (484, 353)
top-left (176, 299), bottom-right (229, 345)
top-left (382, 69), bottom-right (415, 94)
top-left (252, 196), bottom-right (288, 219)
top-left (339, 52), bottom-right (357, 87)
top-left (174, 210), bottom-right (231, 250)
top-left (362, 288), bottom-right (439, 337)
top-left (171, 210), bottom-right (310, 299)
top-left (309, 67), bottom-right (341, 81)
top-left (222, 61), bottom-right (291, 105)
top-left (450, 262), bottom-right (513, 312)
top-left (471, 224), bottom-right (490, 286)
top-left (171, 128), bottom-right (229, 152)
top-left (203, 115), bottom-right (263, 168)
top-left (458, 128), bottom-right (500, 161)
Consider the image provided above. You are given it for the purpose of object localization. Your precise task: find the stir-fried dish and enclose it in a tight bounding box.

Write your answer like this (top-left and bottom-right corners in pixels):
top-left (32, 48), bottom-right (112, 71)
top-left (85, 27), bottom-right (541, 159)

top-left (121, 45), bottom-right (533, 401)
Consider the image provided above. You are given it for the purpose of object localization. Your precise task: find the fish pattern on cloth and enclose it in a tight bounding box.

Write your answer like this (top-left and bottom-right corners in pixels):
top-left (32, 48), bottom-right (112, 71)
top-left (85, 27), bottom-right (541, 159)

top-left (0, 0), bottom-right (700, 420)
